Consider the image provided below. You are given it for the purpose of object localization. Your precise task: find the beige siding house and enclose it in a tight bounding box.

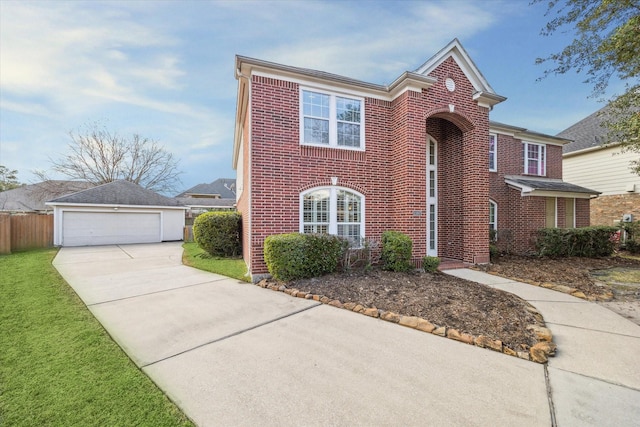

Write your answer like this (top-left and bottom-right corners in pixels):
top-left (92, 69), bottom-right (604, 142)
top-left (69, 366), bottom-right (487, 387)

top-left (560, 108), bottom-right (640, 225)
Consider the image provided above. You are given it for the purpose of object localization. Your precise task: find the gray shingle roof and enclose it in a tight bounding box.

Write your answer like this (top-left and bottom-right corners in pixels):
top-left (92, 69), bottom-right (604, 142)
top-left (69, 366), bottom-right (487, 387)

top-left (505, 176), bottom-right (600, 195)
top-left (0, 181), bottom-right (95, 211)
top-left (557, 106), bottom-right (610, 154)
top-left (174, 197), bottom-right (235, 208)
top-left (176, 178), bottom-right (236, 199)
top-left (48, 180), bottom-right (182, 206)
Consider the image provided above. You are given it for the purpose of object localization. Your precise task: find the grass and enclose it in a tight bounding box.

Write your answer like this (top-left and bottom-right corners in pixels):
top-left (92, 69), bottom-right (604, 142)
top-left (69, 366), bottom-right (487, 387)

top-left (182, 242), bottom-right (250, 282)
top-left (0, 249), bottom-right (194, 427)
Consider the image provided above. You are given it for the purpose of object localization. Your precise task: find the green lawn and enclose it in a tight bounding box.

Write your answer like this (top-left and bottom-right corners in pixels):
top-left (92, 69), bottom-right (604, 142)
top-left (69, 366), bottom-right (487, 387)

top-left (182, 242), bottom-right (250, 282)
top-left (0, 249), bottom-right (194, 427)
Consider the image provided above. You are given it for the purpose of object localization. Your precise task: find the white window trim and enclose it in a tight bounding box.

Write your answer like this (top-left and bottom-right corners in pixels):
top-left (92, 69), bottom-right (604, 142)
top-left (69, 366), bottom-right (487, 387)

top-left (427, 135), bottom-right (438, 256)
top-left (299, 186), bottom-right (365, 243)
top-left (523, 141), bottom-right (546, 176)
top-left (489, 133), bottom-right (497, 172)
top-left (489, 199), bottom-right (498, 238)
top-left (300, 87), bottom-right (365, 151)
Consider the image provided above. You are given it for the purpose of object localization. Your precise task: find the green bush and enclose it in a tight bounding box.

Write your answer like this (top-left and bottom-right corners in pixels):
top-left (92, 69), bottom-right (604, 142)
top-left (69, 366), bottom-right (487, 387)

top-left (263, 233), bottom-right (344, 281)
top-left (621, 221), bottom-right (640, 254)
top-left (422, 256), bottom-right (440, 273)
top-left (536, 226), bottom-right (618, 257)
top-left (381, 231), bottom-right (413, 272)
top-left (193, 211), bottom-right (242, 257)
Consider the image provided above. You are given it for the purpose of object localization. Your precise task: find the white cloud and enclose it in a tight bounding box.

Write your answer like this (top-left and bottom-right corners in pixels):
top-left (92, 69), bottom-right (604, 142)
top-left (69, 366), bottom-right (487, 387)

top-left (0, 1), bottom-right (187, 116)
top-left (251, 0), bottom-right (499, 83)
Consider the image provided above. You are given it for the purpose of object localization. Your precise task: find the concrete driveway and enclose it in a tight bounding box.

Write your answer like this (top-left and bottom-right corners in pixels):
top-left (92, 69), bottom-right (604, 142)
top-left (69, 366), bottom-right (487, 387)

top-left (53, 243), bottom-right (639, 426)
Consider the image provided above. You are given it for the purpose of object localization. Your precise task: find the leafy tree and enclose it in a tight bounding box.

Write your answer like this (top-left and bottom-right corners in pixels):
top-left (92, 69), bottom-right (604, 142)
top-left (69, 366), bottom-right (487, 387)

top-left (0, 165), bottom-right (20, 191)
top-left (535, 0), bottom-right (640, 174)
top-left (45, 123), bottom-right (182, 193)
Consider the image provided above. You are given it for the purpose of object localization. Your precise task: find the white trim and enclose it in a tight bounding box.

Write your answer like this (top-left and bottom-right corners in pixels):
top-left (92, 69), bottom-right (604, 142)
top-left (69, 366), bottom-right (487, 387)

top-left (300, 87), bottom-right (365, 151)
top-left (426, 135), bottom-right (438, 257)
top-left (489, 133), bottom-right (497, 172)
top-left (299, 186), bottom-right (365, 243)
top-left (489, 199), bottom-right (498, 236)
top-left (523, 141), bottom-right (546, 176)
top-left (415, 39), bottom-right (495, 94)
top-left (46, 202), bottom-right (186, 210)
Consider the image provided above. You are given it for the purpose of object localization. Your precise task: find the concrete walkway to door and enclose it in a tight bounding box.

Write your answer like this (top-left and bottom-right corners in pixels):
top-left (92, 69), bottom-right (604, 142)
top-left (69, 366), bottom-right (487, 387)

top-left (52, 243), bottom-right (640, 426)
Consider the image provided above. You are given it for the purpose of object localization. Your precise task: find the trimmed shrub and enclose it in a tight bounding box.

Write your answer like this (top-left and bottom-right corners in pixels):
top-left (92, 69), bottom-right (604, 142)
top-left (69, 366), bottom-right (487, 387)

top-left (264, 233), bottom-right (344, 281)
top-left (193, 211), bottom-right (242, 257)
top-left (422, 256), bottom-right (440, 273)
top-left (381, 231), bottom-right (413, 272)
top-left (536, 226), bottom-right (618, 257)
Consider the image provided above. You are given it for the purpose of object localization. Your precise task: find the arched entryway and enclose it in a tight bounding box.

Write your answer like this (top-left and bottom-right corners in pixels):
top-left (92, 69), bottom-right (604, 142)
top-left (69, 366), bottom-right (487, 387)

top-left (425, 112), bottom-right (479, 263)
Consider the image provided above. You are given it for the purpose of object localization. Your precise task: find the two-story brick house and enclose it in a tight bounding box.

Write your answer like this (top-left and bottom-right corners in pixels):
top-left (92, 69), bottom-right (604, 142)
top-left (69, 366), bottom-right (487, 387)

top-left (232, 39), bottom-right (598, 280)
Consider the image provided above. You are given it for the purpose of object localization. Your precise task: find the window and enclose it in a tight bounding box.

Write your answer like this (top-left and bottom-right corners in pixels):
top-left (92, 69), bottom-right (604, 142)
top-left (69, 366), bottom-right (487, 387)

top-left (301, 89), bottom-right (363, 149)
top-left (489, 133), bottom-right (497, 171)
top-left (301, 187), bottom-right (364, 244)
top-left (524, 142), bottom-right (546, 176)
top-left (489, 200), bottom-right (497, 240)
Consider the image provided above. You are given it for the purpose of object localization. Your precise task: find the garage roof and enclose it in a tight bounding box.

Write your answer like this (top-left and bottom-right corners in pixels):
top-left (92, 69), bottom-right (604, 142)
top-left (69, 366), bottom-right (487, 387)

top-left (47, 180), bottom-right (183, 207)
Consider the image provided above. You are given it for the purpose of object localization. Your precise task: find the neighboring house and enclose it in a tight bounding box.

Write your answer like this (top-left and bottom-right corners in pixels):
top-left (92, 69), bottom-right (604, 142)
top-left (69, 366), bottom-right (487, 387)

top-left (47, 180), bottom-right (186, 246)
top-left (175, 178), bottom-right (236, 217)
top-left (559, 107), bottom-right (640, 226)
top-left (0, 180), bottom-right (95, 212)
top-left (232, 39), bottom-right (598, 280)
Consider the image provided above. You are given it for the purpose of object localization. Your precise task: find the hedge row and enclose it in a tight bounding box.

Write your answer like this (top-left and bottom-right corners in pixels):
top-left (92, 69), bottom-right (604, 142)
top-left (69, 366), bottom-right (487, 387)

top-left (536, 226), bottom-right (618, 257)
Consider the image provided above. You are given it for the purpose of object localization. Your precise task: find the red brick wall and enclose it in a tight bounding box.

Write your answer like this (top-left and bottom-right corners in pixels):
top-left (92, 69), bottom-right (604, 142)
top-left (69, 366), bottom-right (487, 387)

top-left (245, 56), bottom-right (494, 275)
top-left (489, 134), bottom-right (590, 253)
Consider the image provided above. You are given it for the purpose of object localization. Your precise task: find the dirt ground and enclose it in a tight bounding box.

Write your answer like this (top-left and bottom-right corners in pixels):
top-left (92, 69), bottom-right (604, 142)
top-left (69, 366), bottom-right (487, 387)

top-left (487, 253), bottom-right (640, 325)
top-left (271, 253), bottom-right (640, 352)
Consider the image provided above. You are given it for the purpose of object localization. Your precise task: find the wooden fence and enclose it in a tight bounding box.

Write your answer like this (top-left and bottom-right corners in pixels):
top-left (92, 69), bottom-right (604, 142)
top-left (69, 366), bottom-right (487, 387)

top-left (0, 213), bottom-right (54, 254)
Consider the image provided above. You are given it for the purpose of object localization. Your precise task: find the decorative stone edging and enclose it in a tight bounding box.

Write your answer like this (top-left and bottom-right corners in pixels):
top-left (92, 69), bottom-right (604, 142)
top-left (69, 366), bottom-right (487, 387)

top-left (255, 279), bottom-right (557, 364)
top-left (483, 271), bottom-right (614, 302)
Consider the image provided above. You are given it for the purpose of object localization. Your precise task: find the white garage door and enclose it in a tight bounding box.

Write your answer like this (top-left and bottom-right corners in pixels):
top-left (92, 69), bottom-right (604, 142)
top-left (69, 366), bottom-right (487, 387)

top-left (62, 211), bottom-right (161, 246)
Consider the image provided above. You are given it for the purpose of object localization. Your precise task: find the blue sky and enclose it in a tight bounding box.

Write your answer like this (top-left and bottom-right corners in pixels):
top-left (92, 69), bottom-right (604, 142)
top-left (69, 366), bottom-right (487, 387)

top-left (0, 0), bottom-right (624, 194)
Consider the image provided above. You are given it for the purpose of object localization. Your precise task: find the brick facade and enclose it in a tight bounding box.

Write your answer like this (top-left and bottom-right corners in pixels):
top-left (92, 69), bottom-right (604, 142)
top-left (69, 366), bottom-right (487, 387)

top-left (233, 41), bottom-right (592, 278)
top-left (590, 194), bottom-right (640, 226)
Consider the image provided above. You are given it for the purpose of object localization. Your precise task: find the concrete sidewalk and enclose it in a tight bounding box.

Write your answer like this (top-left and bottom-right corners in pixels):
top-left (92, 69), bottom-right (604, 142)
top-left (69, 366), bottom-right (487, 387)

top-left (447, 269), bottom-right (640, 426)
top-left (53, 243), bottom-right (639, 426)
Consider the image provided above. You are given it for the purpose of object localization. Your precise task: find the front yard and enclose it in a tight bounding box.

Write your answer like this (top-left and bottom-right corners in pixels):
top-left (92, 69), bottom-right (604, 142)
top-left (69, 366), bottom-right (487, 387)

top-left (0, 249), bottom-right (193, 426)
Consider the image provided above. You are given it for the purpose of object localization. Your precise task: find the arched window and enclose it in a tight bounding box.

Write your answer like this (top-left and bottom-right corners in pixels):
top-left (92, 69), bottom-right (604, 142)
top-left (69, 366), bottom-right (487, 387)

top-left (301, 187), bottom-right (364, 244)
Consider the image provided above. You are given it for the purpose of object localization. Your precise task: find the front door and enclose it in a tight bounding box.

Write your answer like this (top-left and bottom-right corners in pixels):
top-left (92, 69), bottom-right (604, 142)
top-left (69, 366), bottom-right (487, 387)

top-left (427, 136), bottom-right (437, 256)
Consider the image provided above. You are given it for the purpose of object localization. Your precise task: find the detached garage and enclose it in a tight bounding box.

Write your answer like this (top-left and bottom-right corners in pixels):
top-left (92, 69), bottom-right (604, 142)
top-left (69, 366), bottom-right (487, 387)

top-left (47, 180), bottom-right (187, 247)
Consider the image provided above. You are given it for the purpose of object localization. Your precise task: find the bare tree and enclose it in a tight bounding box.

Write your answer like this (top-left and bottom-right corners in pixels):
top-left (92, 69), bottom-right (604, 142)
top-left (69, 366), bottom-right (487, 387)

top-left (48, 123), bottom-right (182, 194)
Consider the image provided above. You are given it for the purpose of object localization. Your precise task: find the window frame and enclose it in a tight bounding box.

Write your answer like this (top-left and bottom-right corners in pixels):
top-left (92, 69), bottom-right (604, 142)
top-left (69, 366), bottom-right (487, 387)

top-left (300, 186), bottom-right (365, 245)
top-left (489, 133), bottom-right (497, 172)
top-left (523, 141), bottom-right (546, 176)
top-left (300, 87), bottom-right (365, 151)
top-left (489, 199), bottom-right (497, 240)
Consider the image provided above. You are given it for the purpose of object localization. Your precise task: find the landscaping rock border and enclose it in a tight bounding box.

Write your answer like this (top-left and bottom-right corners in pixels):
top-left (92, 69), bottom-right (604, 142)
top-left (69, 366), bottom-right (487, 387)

top-left (482, 271), bottom-right (614, 302)
top-left (256, 279), bottom-right (557, 364)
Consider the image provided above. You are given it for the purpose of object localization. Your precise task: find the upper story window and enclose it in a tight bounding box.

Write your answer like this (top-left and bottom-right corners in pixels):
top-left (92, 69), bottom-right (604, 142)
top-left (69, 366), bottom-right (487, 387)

top-left (489, 133), bottom-right (497, 171)
top-left (301, 187), bottom-right (364, 245)
top-left (524, 142), bottom-right (546, 176)
top-left (301, 89), bottom-right (364, 149)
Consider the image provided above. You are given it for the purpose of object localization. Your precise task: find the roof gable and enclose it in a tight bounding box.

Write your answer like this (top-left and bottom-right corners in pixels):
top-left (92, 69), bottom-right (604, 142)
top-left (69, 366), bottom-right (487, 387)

top-left (415, 38), bottom-right (497, 95)
top-left (176, 178), bottom-right (236, 198)
top-left (47, 180), bottom-right (181, 207)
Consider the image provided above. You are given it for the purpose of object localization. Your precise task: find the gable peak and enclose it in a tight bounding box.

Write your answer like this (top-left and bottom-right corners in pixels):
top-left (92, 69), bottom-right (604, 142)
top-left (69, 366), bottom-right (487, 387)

top-left (415, 38), bottom-right (496, 95)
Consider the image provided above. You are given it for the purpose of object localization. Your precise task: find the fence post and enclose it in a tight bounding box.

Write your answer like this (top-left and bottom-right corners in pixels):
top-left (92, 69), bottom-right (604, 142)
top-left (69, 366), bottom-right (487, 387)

top-left (0, 213), bottom-right (10, 254)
